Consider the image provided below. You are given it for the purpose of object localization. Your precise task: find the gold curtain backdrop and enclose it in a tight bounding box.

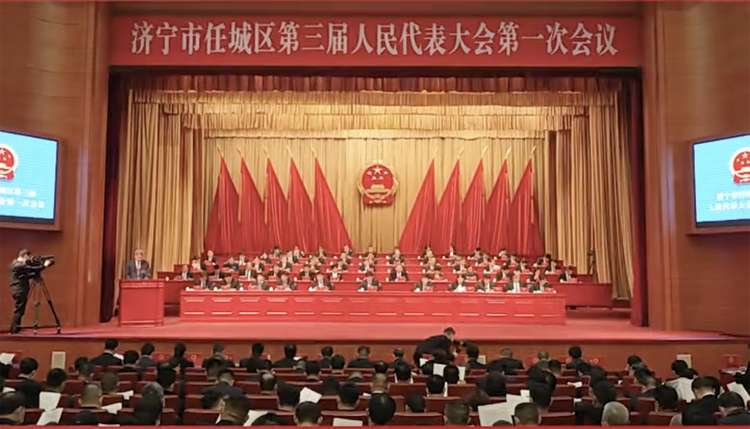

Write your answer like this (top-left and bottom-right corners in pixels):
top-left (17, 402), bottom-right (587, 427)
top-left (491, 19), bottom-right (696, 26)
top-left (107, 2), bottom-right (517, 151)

top-left (114, 75), bottom-right (635, 298)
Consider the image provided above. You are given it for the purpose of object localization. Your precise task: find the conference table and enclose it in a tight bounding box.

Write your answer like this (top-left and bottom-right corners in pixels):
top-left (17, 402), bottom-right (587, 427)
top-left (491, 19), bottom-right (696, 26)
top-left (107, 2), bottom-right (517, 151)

top-left (179, 290), bottom-right (567, 324)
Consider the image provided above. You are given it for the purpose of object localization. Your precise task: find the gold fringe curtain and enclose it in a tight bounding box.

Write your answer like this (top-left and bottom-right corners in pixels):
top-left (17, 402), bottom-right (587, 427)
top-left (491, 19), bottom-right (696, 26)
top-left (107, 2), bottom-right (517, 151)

top-left (114, 74), bottom-right (635, 298)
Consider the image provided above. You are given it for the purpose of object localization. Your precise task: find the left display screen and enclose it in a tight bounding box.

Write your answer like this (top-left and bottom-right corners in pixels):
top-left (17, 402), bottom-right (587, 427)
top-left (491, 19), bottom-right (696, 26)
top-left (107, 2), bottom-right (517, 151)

top-left (0, 130), bottom-right (59, 224)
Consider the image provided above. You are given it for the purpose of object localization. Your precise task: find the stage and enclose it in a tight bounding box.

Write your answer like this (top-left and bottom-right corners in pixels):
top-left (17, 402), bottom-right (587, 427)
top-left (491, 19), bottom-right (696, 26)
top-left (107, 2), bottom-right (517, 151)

top-left (1, 311), bottom-right (746, 379)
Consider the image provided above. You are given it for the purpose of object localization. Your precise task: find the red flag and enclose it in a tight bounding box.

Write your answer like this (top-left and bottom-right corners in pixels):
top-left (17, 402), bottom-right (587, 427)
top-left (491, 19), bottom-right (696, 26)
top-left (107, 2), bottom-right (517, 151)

top-left (287, 160), bottom-right (317, 253)
top-left (204, 157), bottom-right (240, 255)
top-left (314, 160), bottom-right (352, 253)
top-left (481, 161), bottom-right (511, 255)
top-left (509, 161), bottom-right (545, 257)
top-left (398, 161), bottom-right (435, 254)
top-left (458, 160), bottom-right (486, 254)
top-left (238, 159), bottom-right (268, 253)
top-left (431, 161), bottom-right (461, 255)
top-left (265, 159), bottom-right (289, 250)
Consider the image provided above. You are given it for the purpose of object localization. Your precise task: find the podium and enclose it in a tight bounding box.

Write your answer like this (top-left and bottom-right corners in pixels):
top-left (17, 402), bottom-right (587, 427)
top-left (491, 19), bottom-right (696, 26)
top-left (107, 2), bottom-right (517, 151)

top-left (119, 279), bottom-right (164, 326)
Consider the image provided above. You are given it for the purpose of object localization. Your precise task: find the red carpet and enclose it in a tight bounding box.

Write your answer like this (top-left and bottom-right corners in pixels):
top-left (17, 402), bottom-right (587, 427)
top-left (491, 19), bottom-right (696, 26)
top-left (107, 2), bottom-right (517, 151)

top-left (6, 316), bottom-right (739, 344)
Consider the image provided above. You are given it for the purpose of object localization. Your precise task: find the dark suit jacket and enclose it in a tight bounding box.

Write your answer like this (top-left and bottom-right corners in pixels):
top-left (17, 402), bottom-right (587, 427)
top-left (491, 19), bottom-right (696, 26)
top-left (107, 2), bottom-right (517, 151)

top-left (719, 410), bottom-right (750, 425)
top-left (574, 402), bottom-right (603, 425)
top-left (347, 358), bottom-right (374, 369)
top-left (239, 356), bottom-right (271, 372)
top-left (124, 260), bottom-right (151, 279)
top-left (168, 356), bottom-right (195, 370)
top-left (273, 357), bottom-right (297, 368)
top-left (388, 271), bottom-right (409, 282)
top-left (137, 355), bottom-right (158, 368)
top-left (359, 279), bottom-right (381, 290)
top-left (486, 357), bottom-right (524, 374)
top-left (202, 354), bottom-right (235, 369)
top-left (201, 382), bottom-right (244, 399)
top-left (415, 334), bottom-right (452, 362)
top-left (15, 377), bottom-right (42, 408)
top-left (91, 352), bottom-right (124, 367)
top-left (275, 280), bottom-right (297, 291)
top-left (684, 394), bottom-right (719, 416)
top-left (467, 359), bottom-right (486, 370)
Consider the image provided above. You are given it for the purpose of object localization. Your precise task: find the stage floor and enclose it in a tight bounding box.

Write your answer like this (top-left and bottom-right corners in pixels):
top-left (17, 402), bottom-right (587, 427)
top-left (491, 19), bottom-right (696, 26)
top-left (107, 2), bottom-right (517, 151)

top-left (4, 314), bottom-right (741, 344)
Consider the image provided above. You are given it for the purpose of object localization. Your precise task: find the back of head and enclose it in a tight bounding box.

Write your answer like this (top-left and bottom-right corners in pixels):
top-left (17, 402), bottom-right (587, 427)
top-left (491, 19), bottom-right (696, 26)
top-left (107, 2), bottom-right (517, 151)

top-left (123, 350), bottom-right (139, 365)
top-left (81, 383), bottom-right (103, 406)
top-left (305, 360), bottom-right (321, 376)
top-left (671, 359), bottom-right (693, 378)
top-left (295, 401), bottom-right (322, 425)
top-left (19, 357), bottom-right (38, 376)
top-left (321, 346), bottom-right (333, 358)
top-left (537, 351), bottom-right (550, 361)
top-left (548, 359), bottom-right (562, 374)
top-left (443, 327), bottom-right (456, 339)
top-left (100, 372), bottom-right (119, 394)
top-left (444, 399), bottom-right (470, 425)
top-left (330, 354), bottom-right (346, 370)
top-left (277, 382), bottom-right (301, 407)
top-left (0, 392), bottom-right (25, 420)
top-left (174, 342), bottom-right (187, 357)
top-left (141, 342), bottom-right (155, 356)
top-left (691, 376), bottom-right (720, 397)
top-left (393, 348), bottom-right (405, 360)
top-left (104, 338), bottom-right (119, 352)
top-left (499, 347), bottom-right (513, 358)
top-left (357, 345), bottom-right (370, 358)
top-left (212, 343), bottom-right (225, 355)
top-left (320, 377), bottom-right (340, 396)
top-left (465, 388), bottom-right (491, 411)
top-left (338, 382), bottom-right (360, 407)
top-left (141, 381), bottom-right (165, 400)
top-left (568, 345), bottom-right (582, 359)
top-left (395, 362), bottom-right (411, 381)
top-left (217, 368), bottom-right (235, 385)
top-left (718, 391), bottom-right (746, 411)
top-left (260, 371), bottom-right (277, 392)
top-left (134, 392), bottom-right (163, 425)
top-left (443, 364), bottom-right (460, 384)
top-left (78, 361), bottom-right (95, 380)
top-left (466, 343), bottom-right (480, 359)
top-left (45, 368), bottom-right (67, 389)
top-left (372, 373), bottom-right (388, 392)
top-left (592, 381), bottom-right (617, 406)
top-left (405, 393), bottom-right (426, 413)
top-left (654, 385), bottom-right (679, 411)
top-left (627, 355), bottom-right (643, 368)
top-left (634, 368), bottom-right (656, 388)
top-left (284, 344), bottom-right (297, 359)
top-left (252, 342), bottom-right (265, 356)
top-left (223, 395), bottom-right (251, 423)
top-left (73, 357), bottom-right (89, 372)
top-left (368, 393), bottom-right (396, 425)
top-left (589, 365), bottom-right (607, 387)
top-left (201, 389), bottom-right (223, 410)
top-left (484, 371), bottom-right (507, 397)
top-left (426, 374), bottom-right (445, 394)
top-left (373, 360), bottom-right (388, 374)
top-left (514, 402), bottom-right (540, 426)
top-left (601, 401), bottom-right (630, 426)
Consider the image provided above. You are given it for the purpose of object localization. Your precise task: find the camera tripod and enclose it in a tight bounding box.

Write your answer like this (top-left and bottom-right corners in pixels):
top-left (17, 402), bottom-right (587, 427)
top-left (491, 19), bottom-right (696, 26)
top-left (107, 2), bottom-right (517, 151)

top-left (19, 276), bottom-right (62, 334)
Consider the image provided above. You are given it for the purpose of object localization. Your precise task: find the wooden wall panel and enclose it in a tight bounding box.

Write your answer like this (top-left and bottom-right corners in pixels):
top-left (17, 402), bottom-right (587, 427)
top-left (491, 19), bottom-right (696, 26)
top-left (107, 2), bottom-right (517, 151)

top-left (643, 2), bottom-right (750, 335)
top-left (0, 2), bottom-right (109, 328)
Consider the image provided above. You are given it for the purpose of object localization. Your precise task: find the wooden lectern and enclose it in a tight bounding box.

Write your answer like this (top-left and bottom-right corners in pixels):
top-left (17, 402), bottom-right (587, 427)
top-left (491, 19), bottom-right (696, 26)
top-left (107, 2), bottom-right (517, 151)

top-left (119, 279), bottom-right (164, 326)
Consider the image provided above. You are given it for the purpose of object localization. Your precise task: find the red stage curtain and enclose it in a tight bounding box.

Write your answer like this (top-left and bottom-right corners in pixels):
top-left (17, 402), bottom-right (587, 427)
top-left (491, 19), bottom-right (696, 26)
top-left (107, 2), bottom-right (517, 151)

top-left (510, 161), bottom-right (545, 257)
top-left (204, 158), bottom-right (240, 254)
top-left (238, 159), bottom-right (268, 254)
top-left (458, 161), bottom-right (486, 254)
top-left (287, 160), bottom-right (317, 252)
top-left (265, 160), bottom-right (289, 250)
top-left (481, 161), bottom-right (512, 255)
top-left (398, 161), bottom-right (435, 254)
top-left (314, 159), bottom-right (352, 253)
top-left (431, 161), bottom-right (461, 255)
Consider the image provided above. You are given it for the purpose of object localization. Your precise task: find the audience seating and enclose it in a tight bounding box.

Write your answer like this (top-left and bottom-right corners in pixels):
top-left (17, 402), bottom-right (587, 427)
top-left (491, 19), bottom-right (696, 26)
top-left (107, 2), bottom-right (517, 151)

top-left (321, 410), bottom-right (369, 425)
top-left (116, 408), bottom-right (178, 425)
top-left (548, 396), bottom-right (574, 412)
top-left (541, 412), bottom-right (576, 425)
top-left (391, 411), bottom-right (444, 425)
top-left (425, 396), bottom-right (460, 412)
top-left (389, 383), bottom-right (427, 397)
top-left (647, 411), bottom-right (678, 425)
top-left (182, 409), bottom-right (219, 425)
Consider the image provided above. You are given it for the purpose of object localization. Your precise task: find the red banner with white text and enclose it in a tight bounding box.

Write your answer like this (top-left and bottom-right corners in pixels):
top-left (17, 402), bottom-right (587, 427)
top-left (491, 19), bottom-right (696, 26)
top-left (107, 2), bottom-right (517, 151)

top-left (112, 16), bottom-right (641, 67)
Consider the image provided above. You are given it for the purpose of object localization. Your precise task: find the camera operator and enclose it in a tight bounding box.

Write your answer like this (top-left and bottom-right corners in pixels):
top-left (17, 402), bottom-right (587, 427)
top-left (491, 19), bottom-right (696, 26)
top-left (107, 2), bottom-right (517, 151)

top-left (8, 249), bottom-right (53, 334)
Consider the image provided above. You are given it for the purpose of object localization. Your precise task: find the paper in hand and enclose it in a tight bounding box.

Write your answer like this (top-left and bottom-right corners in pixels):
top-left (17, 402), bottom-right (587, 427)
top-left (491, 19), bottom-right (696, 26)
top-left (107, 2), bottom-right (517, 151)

top-left (727, 382), bottom-right (750, 404)
top-left (478, 402), bottom-right (511, 426)
top-left (36, 408), bottom-right (63, 426)
top-left (0, 353), bottom-right (15, 365)
top-left (432, 363), bottom-right (446, 376)
top-left (332, 418), bottom-right (364, 426)
top-left (244, 410), bottom-right (269, 426)
top-left (300, 387), bottom-right (322, 403)
top-left (458, 366), bottom-right (467, 382)
top-left (102, 402), bottom-right (123, 415)
top-left (39, 392), bottom-right (61, 411)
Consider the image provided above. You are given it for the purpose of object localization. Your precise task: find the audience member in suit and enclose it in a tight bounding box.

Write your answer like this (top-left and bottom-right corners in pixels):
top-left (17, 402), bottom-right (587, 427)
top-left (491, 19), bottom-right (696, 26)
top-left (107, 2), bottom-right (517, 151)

top-left (627, 368), bottom-right (658, 410)
top-left (274, 272), bottom-right (296, 291)
top-left (677, 376), bottom-right (721, 424)
top-left (177, 264), bottom-right (192, 280)
top-left (202, 369), bottom-right (244, 400)
top-left (559, 266), bottom-right (577, 282)
top-left (201, 250), bottom-right (219, 272)
top-left (387, 248), bottom-right (405, 265)
top-left (297, 264), bottom-right (314, 280)
top-left (575, 381), bottom-right (617, 425)
top-left (167, 342), bottom-right (195, 371)
top-left (358, 272), bottom-right (381, 291)
top-left (328, 265), bottom-right (344, 282)
top-left (480, 371), bottom-right (507, 397)
top-left (91, 338), bottom-right (124, 367)
top-left (137, 343), bottom-right (158, 368)
top-left (194, 272), bottom-right (212, 289)
top-left (448, 275), bottom-right (468, 293)
top-left (239, 343), bottom-right (272, 373)
top-left (413, 327), bottom-right (456, 366)
top-left (413, 275), bottom-right (433, 292)
top-left (309, 272), bottom-right (333, 291)
top-left (100, 372), bottom-right (119, 395)
top-left (565, 345), bottom-right (586, 370)
top-left (486, 347), bottom-right (524, 374)
top-left (221, 256), bottom-right (239, 272)
top-left (475, 276), bottom-right (494, 293)
top-left (78, 382), bottom-right (103, 410)
top-left (216, 395), bottom-right (251, 425)
top-left (277, 382), bottom-right (301, 412)
top-left (124, 248), bottom-right (152, 279)
top-left (368, 393), bottom-right (397, 425)
top-left (390, 348), bottom-right (412, 369)
top-left (718, 391), bottom-right (750, 425)
top-left (277, 255), bottom-right (293, 272)
top-left (337, 382), bottom-right (360, 410)
top-left (319, 346), bottom-right (334, 369)
top-left (348, 346), bottom-right (375, 368)
top-left (0, 392), bottom-right (25, 425)
top-left (201, 343), bottom-right (235, 369)
top-left (387, 265), bottom-right (409, 282)
top-left (465, 343), bottom-right (486, 370)
top-left (254, 273), bottom-right (270, 291)
top-left (44, 368), bottom-right (68, 395)
top-left (15, 358), bottom-right (41, 408)
top-left (273, 344), bottom-right (299, 368)
top-left (119, 350), bottom-right (141, 374)
top-left (342, 245), bottom-right (354, 258)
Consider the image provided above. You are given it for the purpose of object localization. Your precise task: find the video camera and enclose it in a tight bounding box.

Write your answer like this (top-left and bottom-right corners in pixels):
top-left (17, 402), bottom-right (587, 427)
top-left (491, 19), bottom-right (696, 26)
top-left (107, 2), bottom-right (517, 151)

top-left (29, 255), bottom-right (55, 268)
